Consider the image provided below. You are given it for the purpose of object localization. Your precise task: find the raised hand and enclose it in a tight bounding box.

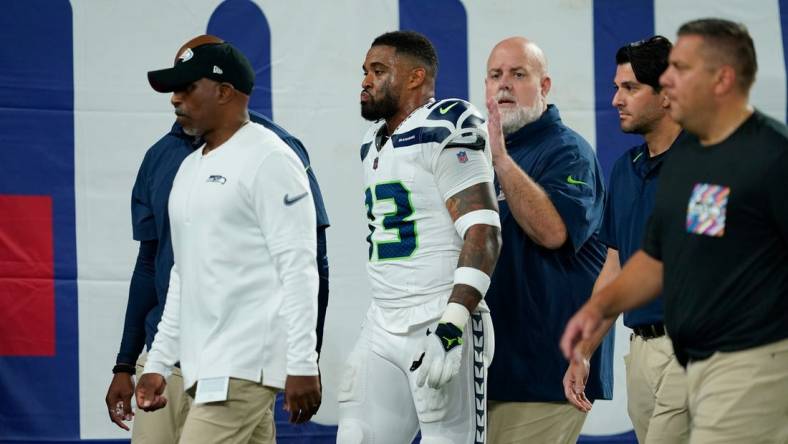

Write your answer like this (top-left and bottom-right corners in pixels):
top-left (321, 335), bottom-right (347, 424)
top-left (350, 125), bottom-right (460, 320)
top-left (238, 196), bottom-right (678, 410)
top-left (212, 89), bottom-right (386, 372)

top-left (486, 96), bottom-right (507, 164)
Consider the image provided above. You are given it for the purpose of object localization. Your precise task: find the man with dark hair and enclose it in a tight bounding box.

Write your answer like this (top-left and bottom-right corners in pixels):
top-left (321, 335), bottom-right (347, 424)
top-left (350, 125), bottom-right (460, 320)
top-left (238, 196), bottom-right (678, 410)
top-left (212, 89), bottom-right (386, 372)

top-left (369, 31), bottom-right (438, 78)
top-left (483, 36), bottom-right (612, 444)
top-left (128, 37), bottom-right (323, 444)
top-left (562, 35), bottom-right (688, 444)
top-left (337, 30), bottom-right (501, 443)
top-left (104, 35), bottom-right (331, 443)
top-left (563, 18), bottom-right (788, 443)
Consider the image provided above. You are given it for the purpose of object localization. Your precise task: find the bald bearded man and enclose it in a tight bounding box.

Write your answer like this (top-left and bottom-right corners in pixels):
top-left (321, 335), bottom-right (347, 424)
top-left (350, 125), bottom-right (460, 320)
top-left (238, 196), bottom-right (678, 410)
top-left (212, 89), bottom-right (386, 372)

top-left (483, 37), bottom-right (613, 443)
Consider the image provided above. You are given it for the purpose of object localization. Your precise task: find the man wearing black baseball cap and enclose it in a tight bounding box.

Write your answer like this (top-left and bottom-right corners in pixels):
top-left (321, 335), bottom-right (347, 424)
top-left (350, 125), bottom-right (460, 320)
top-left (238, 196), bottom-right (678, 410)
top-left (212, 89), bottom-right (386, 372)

top-left (134, 38), bottom-right (322, 444)
top-left (147, 41), bottom-right (254, 97)
top-left (146, 40), bottom-right (255, 144)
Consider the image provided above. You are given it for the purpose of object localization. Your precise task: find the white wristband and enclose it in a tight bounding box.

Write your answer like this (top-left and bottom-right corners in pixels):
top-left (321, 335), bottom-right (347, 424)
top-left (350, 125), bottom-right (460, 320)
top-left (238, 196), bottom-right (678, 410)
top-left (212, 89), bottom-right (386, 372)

top-left (454, 266), bottom-right (491, 297)
top-left (439, 302), bottom-right (471, 331)
top-left (453, 209), bottom-right (501, 239)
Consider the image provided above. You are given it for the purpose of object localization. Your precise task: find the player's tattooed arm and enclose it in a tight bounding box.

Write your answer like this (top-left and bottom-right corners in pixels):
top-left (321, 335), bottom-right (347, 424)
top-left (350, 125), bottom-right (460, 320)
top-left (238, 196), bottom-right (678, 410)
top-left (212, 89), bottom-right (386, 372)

top-left (410, 181), bottom-right (500, 387)
top-left (445, 181), bottom-right (501, 312)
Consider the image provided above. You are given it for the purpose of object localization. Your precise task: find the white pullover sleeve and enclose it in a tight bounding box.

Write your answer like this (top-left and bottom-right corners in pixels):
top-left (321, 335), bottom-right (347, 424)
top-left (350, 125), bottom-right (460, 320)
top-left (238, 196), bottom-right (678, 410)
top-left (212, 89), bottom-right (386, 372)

top-left (142, 263), bottom-right (181, 377)
top-left (252, 149), bottom-right (319, 376)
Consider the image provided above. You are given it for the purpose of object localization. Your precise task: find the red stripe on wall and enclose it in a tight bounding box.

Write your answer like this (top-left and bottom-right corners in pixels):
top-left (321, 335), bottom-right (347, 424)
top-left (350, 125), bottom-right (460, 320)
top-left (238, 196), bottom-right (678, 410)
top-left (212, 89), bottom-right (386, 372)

top-left (0, 195), bottom-right (55, 356)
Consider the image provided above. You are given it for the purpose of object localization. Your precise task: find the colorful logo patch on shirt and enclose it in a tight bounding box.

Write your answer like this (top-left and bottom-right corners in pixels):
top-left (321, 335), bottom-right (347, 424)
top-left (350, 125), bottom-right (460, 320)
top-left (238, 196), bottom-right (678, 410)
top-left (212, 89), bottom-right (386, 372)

top-left (686, 183), bottom-right (730, 237)
top-left (456, 151), bottom-right (468, 164)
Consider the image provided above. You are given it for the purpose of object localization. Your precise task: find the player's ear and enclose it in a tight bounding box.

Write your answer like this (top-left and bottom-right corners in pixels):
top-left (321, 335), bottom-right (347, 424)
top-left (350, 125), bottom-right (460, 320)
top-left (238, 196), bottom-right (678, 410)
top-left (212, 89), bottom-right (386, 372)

top-left (409, 66), bottom-right (426, 89)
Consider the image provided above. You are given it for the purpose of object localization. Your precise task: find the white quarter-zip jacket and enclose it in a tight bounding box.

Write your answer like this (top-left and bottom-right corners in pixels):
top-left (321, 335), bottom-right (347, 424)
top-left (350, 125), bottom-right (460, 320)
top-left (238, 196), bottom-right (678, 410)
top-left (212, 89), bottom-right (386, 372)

top-left (143, 121), bottom-right (319, 391)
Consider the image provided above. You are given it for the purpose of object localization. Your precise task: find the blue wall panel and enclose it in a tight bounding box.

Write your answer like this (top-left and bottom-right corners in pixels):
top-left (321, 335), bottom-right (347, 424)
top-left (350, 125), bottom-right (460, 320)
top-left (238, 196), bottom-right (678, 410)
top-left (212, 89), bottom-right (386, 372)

top-left (400, 0), bottom-right (469, 100)
top-left (593, 0), bottom-right (655, 179)
top-left (0, 0), bottom-right (78, 440)
top-left (208, 0), bottom-right (274, 118)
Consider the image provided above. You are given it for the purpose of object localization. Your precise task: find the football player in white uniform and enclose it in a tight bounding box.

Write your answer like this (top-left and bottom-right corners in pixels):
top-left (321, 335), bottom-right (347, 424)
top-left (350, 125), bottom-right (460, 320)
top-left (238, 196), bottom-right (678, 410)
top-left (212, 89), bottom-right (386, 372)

top-left (336, 31), bottom-right (501, 444)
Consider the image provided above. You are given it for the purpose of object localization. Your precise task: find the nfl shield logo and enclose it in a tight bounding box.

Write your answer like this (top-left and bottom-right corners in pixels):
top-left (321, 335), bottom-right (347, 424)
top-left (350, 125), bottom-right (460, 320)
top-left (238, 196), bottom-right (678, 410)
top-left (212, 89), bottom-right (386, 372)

top-left (457, 151), bottom-right (468, 163)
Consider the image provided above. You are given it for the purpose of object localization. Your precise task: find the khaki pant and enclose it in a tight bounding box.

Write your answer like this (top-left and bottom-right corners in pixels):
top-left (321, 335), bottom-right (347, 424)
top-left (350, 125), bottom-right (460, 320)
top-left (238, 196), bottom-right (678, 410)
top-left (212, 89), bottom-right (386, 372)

top-left (179, 378), bottom-right (278, 444)
top-left (487, 401), bottom-right (586, 444)
top-left (132, 356), bottom-right (191, 444)
top-left (625, 334), bottom-right (689, 444)
top-left (686, 337), bottom-right (788, 444)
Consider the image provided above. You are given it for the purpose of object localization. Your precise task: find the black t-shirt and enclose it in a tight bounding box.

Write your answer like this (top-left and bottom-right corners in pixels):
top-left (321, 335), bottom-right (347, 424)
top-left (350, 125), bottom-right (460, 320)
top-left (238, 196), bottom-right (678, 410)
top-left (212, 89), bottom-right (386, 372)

top-left (643, 110), bottom-right (788, 366)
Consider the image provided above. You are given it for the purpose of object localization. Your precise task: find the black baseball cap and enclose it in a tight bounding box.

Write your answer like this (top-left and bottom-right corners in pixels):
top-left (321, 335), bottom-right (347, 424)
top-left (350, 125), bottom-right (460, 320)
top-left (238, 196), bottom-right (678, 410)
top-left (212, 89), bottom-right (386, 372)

top-left (147, 42), bottom-right (254, 95)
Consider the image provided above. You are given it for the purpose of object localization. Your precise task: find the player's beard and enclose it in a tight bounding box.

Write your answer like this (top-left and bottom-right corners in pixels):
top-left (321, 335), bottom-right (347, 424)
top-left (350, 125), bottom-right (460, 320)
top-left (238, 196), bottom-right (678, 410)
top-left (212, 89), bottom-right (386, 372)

top-left (496, 91), bottom-right (545, 136)
top-left (361, 82), bottom-right (400, 122)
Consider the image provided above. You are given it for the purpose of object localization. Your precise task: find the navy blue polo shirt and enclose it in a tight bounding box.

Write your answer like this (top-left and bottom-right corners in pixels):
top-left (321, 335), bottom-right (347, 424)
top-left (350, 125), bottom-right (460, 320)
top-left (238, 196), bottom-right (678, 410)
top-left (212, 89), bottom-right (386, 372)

top-left (599, 136), bottom-right (680, 328)
top-left (486, 105), bottom-right (613, 402)
top-left (117, 111), bottom-right (329, 363)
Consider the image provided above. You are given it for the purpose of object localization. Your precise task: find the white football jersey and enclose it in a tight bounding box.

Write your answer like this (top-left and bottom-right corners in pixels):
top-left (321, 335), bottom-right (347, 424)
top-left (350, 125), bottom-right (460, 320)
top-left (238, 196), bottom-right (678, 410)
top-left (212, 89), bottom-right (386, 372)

top-left (360, 98), bottom-right (493, 332)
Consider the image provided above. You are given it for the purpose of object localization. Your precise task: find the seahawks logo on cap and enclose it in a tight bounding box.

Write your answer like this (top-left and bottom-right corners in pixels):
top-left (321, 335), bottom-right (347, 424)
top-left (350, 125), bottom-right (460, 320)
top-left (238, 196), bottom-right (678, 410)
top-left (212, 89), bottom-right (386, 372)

top-left (178, 48), bottom-right (193, 62)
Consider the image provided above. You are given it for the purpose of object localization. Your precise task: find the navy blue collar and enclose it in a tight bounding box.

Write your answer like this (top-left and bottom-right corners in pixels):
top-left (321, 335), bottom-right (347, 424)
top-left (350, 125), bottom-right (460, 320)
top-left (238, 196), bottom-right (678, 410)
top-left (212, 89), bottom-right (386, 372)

top-left (504, 104), bottom-right (561, 149)
top-left (631, 144), bottom-right (656, 179)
